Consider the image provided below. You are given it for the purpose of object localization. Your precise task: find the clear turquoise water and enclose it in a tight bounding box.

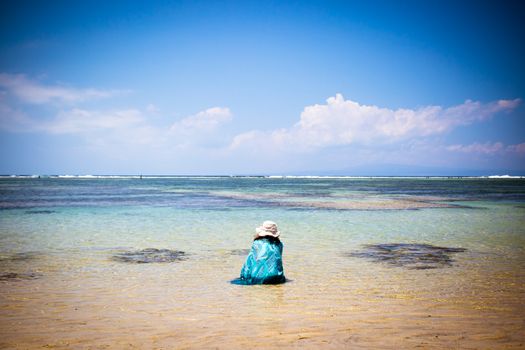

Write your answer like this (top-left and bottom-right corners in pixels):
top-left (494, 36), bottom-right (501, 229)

top-left (1, 177), bottom-right (524, 255)
top-left (1, 177), bottom-right (524, 348)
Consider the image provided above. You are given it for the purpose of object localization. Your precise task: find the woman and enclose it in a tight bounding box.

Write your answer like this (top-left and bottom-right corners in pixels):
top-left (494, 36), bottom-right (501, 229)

top-left (237, 221), bottom-right (286, 285)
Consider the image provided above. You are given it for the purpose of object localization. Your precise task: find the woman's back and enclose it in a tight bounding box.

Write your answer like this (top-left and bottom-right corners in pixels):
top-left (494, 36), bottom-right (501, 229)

top-left (240, 237), bottom-right (285, 285)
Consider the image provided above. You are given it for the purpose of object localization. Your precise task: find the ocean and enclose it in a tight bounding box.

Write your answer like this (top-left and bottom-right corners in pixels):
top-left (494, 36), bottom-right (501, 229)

top-left (1, 176), bottom-right (524, 348)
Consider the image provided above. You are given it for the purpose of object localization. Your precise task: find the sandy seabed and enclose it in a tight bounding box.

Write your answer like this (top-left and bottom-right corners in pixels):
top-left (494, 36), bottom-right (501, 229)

top-left (1, 246), bottom-right (524, 350)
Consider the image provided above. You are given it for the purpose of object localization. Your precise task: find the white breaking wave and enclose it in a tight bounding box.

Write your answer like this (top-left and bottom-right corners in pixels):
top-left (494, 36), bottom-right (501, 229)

top-left (486, 175), bottom-right (524, 179)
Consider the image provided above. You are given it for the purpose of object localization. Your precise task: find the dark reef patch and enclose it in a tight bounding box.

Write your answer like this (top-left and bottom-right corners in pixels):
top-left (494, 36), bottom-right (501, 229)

top-left (111, 248), bottom-right (187, 263)
top-left (0, 272), bottom-right (41, 281)
top-left (230, 249), bottom-right (251, 256)
top-left (347, 243), bottom-right (467, 269)
top-left (25, 210), bottom-right (56, 214)
top-left (0, 251), bottom-right (39, 262)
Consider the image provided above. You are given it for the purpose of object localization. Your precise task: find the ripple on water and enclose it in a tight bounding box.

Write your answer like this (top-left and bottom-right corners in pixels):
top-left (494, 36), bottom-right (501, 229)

top-left (347, 243), bottom-right (467, 269)
top-left (111, 248), bottom-right (188, 263)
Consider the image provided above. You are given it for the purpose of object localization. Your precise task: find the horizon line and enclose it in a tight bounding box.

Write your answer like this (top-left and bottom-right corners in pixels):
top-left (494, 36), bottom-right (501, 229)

top-left (1, 174), bottom-right (524, 179)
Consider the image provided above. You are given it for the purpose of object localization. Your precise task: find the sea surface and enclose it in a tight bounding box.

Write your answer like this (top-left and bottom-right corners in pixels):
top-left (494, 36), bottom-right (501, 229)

top-left (0, 176), bottom-right (524, 349)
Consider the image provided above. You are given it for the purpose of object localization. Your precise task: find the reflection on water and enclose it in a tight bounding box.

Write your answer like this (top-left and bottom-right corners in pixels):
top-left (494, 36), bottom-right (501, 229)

top-left (0, 177), bottom-right (524, 348)
top-left (348, 243), bottom-right (467, 269)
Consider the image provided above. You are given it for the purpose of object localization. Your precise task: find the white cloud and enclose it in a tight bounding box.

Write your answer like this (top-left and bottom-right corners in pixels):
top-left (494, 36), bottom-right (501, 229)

top-left (0, 99), bottom-right (144, 134)
top-left (507, 143), bottom-right (525, 154)
top-left (446, 142), bottom-right (505, 155)
top-left (146, 103), bottom-right (160, 113)
top-left (230, 130), bottom-right (262, 150)
top-left (230, 94), bottom-right (521, 151)
top-left (164, 107), bottom-right (233, 150)
top-left (0, 72), bottom-right (233, 144)
top-left (0, 73), bottom-right (125, 104)
top-left (170, 107), bottom-right (232, 133)
top-left (1, 97), bottom-right (233, 149)
top-left (43, 108), bottom-right (144, 134)
top-left (447, 142), bottom-right (525, 155)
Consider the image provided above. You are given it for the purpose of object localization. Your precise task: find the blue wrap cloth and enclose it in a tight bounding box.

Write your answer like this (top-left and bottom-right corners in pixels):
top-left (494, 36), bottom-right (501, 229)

top-left (237, 237), bottom-right (285, 285)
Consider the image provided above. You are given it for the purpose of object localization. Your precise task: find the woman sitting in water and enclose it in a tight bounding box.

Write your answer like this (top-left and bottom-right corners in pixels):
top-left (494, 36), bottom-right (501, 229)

top-left (238, 221), bottom-right (286, 285)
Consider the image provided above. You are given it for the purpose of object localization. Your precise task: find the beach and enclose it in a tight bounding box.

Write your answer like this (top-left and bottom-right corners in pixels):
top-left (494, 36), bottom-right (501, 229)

top-left (1, 177), bottom-right (524, 349)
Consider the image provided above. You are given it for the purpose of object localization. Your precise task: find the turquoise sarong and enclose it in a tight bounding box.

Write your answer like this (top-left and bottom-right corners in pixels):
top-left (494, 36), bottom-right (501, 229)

top-left (235, 238), bottom-right (285, 285)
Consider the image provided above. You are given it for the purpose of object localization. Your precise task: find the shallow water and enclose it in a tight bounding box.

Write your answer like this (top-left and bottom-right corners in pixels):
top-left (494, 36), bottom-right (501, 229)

top-left (0, 177), bottom-right (524, 348)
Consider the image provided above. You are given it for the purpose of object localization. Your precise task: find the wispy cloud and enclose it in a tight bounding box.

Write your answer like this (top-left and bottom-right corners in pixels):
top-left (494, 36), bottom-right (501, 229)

top-left (0, 73), bottom-right (126, 104)
top-left (0, 103), bottom-right (144, 134)
top-left (0, 96), bottom-right (232, 142)
top-left (0, 73), bottom-right (231, 144)
top-left (0, 91), bottom-right (233, 155)
top-left (230, 94), bottom-right (521, 151)
top-left (508, 143), bottom-right (525, 154)
top-left (43, 108), bottom-right (144, 134)
top-left (447, 142), bottom-right (525, 155)
top-left (0, 103), bottom-right (35, 132)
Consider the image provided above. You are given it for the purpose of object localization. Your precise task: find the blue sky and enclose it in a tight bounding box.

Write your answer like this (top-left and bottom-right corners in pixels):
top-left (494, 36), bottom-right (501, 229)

top-left (0, 0), bottom-right (524, 175)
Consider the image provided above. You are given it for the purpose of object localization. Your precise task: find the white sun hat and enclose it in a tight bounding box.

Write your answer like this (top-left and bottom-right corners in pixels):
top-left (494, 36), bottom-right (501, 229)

top-left (255, 220), bottom-right (281, 238)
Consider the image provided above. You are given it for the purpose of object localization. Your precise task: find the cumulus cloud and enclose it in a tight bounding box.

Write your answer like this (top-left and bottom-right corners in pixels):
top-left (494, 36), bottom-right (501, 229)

top-left (447, 142), bottom-right (525, 155)
top-left (0, 73), bottom-right (125, 104)
top-left (166, 106), bottom-right (233, 149)
top-left (0, 72), bottom-right (231, 145)
top-left (0, 96), bottom-right (232, 147)
top-left (230, 94), bottom-right (521, 151)
top-left (146, 104), bottom-right (160, 113)
top-left (170, 107), bottom-right (232, 133)
top-left (230, 130), bottom-right (262, 150)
